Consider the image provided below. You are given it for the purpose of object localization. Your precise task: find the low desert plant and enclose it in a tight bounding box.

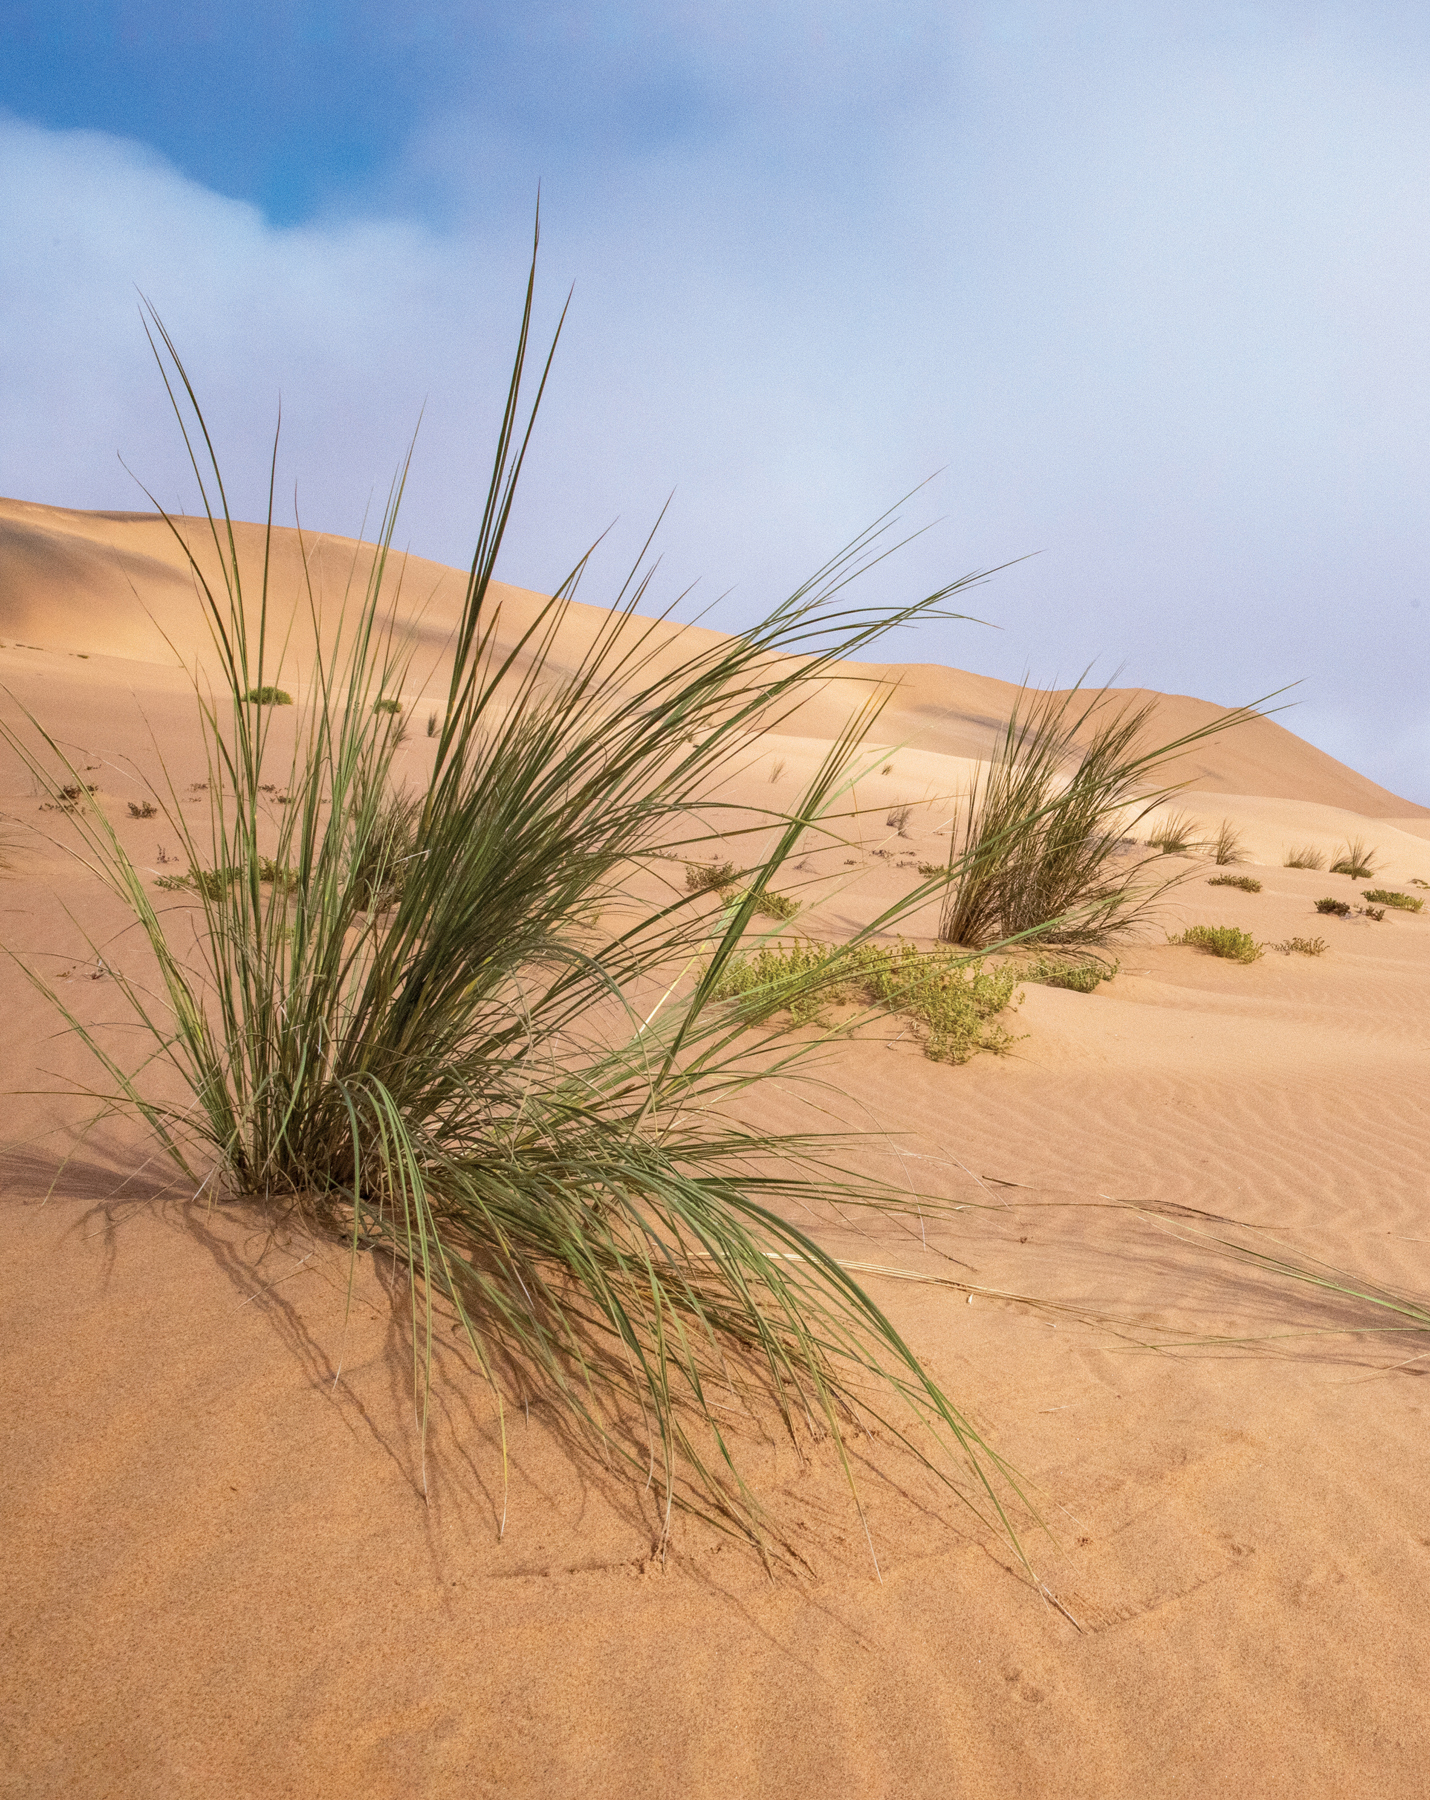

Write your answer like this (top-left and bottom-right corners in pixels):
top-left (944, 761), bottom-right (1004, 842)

top-left (1284, 845), bottom-right (1326, 870)
top-left (710, 940), bottom-right (1019, 1063)
top-left (426, 709), bottom-right (438, 738)
top-left (243, 684), bottom-right (292, 706)
top-left (1330, 837), bottom-right (1377, 878)
top-left (1274, 936), bottom-right (1328, 956)
top-left (733, 887), bottom-right (800, 921)
top-left (769, 757), bottom-right (785, 782)
top-left (1172, 924), bottom-right (1263, 962)
top-left (685, 859), bottom-right (740, 894)
top-left (1315, 897), bottom-right (1352, 917)
top-left (1208, 874), bottom-right (1261, 893)
top-left (937, 688), bottom-right (1261, 951)
top-left (127, 800), bottom-right (158, 820)
top-left (1210, 818), bottom-right (1247, 865)
top-left (1411, 878), bottom-right (1429, 890)
top-left (372, 696), bottom-right (402, 715)
top-left (1363, 905), bottom-right (1385, 921)
top-left (1363, 889), bottom-right (1423, 913)
top-left (9, 273), bottom-right (1054, 1565)
top-left (1019, 955), bottom-right (1117, 993)
top-left (886, 802), bottom-right (913, 836)
top-left (1148, 809), bottom-right (1203, 855)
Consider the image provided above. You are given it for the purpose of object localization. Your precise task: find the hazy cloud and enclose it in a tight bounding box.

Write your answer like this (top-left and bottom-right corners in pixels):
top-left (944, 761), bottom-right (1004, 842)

top-left (2, 2), bottom-right (1427, 798)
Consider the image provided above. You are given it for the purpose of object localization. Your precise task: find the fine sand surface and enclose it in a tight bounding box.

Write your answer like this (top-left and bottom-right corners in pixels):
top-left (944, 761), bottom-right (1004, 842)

top-left (3, 500), bottom-right (1430, 1798)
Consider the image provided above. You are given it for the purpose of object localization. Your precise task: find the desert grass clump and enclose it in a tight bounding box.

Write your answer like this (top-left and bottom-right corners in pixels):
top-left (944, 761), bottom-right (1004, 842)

top-left (1172, 924), bottom-right (1263, 962)
top-left (1363, 889), bottom-right (1423, 913)
top-left (886, 802), bottom-right (912, 836)
top-left (936, 686), bottom-right (1261, 951)
top-left (1210, 818), bottom-right (1247, 865)
top-left (127, 800), bottom-right (158, 819)
top-left (1315, 897), bottom-right (1352, 917)
top-left (1208, 874), bottom-right (1261, 893)
top-left (1284, 844), bottom-right (1326, 870)
top-left (243, 684), bottom-right (292, 706)
top-left (1330, 836), bottom-right (1377, 878)
top-left (1148, 809), bottom-right (1203, 855)
top-left (710, 940), bottom-right (1019, 1063)
top-left (372, 696), bottom-right (402, 716)
top-left (1274, 936), bottom-right (1328, 956)
top-left (8, 275), bottom-right (1050, 1565)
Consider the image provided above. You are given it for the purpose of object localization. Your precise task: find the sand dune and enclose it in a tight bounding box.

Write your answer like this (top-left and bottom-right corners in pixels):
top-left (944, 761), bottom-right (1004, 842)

top-left (3, 498), bottom-right (1429, 1798)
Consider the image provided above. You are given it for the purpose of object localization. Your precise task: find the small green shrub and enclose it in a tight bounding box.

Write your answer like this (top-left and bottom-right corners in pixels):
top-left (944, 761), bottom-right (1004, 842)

top-left (1315, 897), bottom-right (1351, 917)
top-left (1210, 818), bottom-right (1247, 865)
top-left (1284, 845), bottom-right (1326, 870)
top-left (127, 800), bottom-right (158, 820)
top-left (1274, 936), bottom-right (1328, 956)
top-left (1021, 956), bottom-right (1118, 993)
top-left (1363, 889), bottom-right (1423, 913)
top-left (1208, 874), bottom-right (1261, 893)
top-left (259, 858), bottom-right (299, 891)
top-left (243, 685), bottom-right (292, 706)
top-left (1173, 924), bottom-right (1263, 962)
top-left (1330, 836), bottom-right (1376, 878)
top-left (710, 940), bottom-right (1019, 1063)
top-left (1363, 905), bottom-right (1385, 921)
top-left (917, 860), bottom-right (946, 879)
top-left (373, 697), bottom-right (402, 716)
top-left (1411, 878), bottom-right (1429, 890)
top-left (685, 860), bottom-right (739, 894)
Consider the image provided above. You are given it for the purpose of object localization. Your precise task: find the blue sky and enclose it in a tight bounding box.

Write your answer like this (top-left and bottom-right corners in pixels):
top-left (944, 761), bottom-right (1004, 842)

top-left (2, 1), bottom-right (1428, 800)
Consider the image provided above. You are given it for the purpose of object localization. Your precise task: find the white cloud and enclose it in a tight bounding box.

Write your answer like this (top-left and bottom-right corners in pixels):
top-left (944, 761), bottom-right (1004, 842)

top-left (2, 2), bottom-right (1428, 801)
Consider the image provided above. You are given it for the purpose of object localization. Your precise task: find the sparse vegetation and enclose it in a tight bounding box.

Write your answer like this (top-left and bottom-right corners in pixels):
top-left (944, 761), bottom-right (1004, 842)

top-left (1148, 809), bottom-right (1203, 855)
top-left (1274, 936), bottom-right (1328, 956)
top-left (1210, 818), bottom-right (1247, 865)
top-left (372, 696), bottom-right (401, 715)
top-left (1363, 889), bottom-right (1424, 913)
top-left (937, 685), bottom-right (1259, 951)
top-left (1364, 905), bottom-right (1385, 922)
top-left (1316, 897), bottom-right (1352, 917)
top-left (427, 710), bottom-right (438, 738)
top-left (1208, 874), bottom-right (1261, 893)
top-left (127, 800), bottom-right (158, 820)
top-left (710, 940), bottom-right (1020, 1063)
top-left (685, 859), bottom-right (740, 894)
top-left (1330, 837), bottom-right (1377, 878)
top-left (1172, 924), bottom-right (1263, 962)
top-left (1019, 955), bottom-right (1117, 993)
top-left (243, 684), bottom-right (292, 706)
top-left (769, 757), bottom-right (785, 782)
top-left (1284, 845), bottom-right (1326, 870)
top-left (886, 802), bottom-right (912, 836)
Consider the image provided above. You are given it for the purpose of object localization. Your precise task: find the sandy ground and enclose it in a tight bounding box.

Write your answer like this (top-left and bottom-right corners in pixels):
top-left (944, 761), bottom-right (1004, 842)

top-left (3, 500), bottom-right (1430, 1798)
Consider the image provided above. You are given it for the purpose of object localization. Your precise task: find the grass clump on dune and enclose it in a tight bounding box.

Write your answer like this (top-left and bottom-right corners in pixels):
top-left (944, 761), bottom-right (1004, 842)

top-left (243, 684), bottom-right (292, 706)
top-left (1316, 897), bottom-right (1352, 917)
top-left (710, 939), bottom-right (1020, 1063)
top-left (1210, 818), bottom-right (1247, 865)
top-left (934, 685), bottom-right (1264, 952)
top-left (1363, 889), bottom-right (1423, 913)
top-left (1274, 936), bottom-right (1328, 956)
top-left (8, 260), bottom-right (1056, 1567)
top-left (1171, 924), bottom-right (1263, 962)
top-left (1208, 873), bottom-right (1261, 893)
top-left (1148, 809), bottom-right (1204, 855)
top-left (1284, 844), bottom-right (1326, 870)
top-left (1330, 836), bottom-right (1377, 878)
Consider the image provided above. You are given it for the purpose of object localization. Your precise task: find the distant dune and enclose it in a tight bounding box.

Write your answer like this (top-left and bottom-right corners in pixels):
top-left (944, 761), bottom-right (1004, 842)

top-left (3, 494), bottom-right (1423, 819)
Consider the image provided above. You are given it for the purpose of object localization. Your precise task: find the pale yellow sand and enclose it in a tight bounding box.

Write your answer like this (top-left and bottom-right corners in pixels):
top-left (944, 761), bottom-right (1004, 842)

top-left (2, 500), bottom-right (1428, 1798)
